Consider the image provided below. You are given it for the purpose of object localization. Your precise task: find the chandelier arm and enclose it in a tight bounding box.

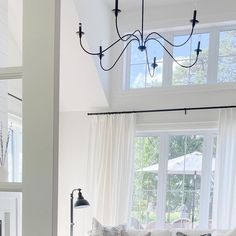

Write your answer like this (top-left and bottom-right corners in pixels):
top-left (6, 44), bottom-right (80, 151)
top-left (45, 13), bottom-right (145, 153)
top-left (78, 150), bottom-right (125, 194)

top-left (146, 38), bottom-right (200, 68)
top-left (144, 26), bottom-right (194, 47)
top-left (99, 39), bottom-right (137, 71)
top-left (115, 17), bottom-right (141, 42)
top-left (79, 33), bottom-right (139, 56)
top-left (79, 38), bottom-right (100, 56)
top-left (101, 37), bottom-right (139, 54)
top-left (174, 54), bottom-right (199, 68)
top-left (144, 48), bottom-right (155, 78)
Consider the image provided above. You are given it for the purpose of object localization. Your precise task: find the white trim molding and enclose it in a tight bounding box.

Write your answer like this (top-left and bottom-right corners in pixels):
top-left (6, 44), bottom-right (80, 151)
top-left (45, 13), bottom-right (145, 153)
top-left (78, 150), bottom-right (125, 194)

top-left (0, 67), bottom-right (23, 80)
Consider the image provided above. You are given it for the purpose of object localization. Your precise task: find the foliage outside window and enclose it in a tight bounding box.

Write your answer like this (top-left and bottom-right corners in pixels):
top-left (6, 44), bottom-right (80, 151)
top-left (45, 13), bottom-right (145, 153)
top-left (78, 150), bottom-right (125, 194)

top-left (131, 132), bottom-right (216, 230)
top-left (218, 30), bottom-right (236, 82)
top-left (172, 33), bottom-right (209, 85)
top-left (132, 137), bottom-right (160, 227)
top-left (126, 26), bottom-right (236, 89)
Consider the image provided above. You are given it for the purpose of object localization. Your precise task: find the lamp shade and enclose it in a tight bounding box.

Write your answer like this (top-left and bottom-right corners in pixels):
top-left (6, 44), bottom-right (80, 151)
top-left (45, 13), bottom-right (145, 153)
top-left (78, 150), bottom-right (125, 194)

top-left (74, 189), bottom-right (90, 208)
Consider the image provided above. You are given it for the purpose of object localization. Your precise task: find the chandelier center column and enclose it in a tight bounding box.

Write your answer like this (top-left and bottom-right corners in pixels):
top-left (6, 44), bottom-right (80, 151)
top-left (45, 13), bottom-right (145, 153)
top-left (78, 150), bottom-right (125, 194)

top-left (141, 0), bottom-right (144, 45)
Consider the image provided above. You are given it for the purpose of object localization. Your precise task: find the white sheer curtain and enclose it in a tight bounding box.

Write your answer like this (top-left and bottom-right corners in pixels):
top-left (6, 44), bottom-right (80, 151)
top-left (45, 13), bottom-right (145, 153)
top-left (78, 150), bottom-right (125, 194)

top-left (213, 108), bottom-right (236, 229)
top-left (86, 114), bottom-right (136, 226)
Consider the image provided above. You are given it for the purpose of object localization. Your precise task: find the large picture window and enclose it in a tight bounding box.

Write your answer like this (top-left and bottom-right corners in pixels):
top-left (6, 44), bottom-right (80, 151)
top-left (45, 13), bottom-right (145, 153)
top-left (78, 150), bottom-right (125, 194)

top-left (131, 131), bottom-right (216, 229)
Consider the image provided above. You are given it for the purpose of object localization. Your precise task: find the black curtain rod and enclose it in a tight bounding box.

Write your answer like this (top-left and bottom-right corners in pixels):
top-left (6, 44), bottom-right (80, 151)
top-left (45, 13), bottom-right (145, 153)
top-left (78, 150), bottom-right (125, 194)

top-left (87, 105), bottom-right (236, 116)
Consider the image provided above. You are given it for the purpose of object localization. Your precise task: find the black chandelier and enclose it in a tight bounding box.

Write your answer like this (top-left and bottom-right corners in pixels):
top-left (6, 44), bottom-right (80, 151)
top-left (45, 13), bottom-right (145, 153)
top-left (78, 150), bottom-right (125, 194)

top-left (77, 0), bottom-right (202, 77)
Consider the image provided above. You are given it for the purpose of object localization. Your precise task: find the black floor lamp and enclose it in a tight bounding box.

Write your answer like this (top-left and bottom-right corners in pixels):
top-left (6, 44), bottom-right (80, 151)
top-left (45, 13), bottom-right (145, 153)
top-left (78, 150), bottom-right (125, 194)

top-left (70, 188), bottom-right (90, 236)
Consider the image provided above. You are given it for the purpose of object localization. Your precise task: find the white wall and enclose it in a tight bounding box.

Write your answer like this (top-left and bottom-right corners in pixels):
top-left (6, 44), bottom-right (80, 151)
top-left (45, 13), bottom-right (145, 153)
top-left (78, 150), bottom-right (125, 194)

top-left (58, 111), bottom-right (91, 236)
top-left (74, 0), bottom-right (113, 101)
top-left (60, 0), bottom-right (108, 112)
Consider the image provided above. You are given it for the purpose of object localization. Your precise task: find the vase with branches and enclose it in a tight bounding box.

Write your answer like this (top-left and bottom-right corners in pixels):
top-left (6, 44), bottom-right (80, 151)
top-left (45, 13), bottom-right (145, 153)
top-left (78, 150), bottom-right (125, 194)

top-left (0, 123), bottom-right (12, 181)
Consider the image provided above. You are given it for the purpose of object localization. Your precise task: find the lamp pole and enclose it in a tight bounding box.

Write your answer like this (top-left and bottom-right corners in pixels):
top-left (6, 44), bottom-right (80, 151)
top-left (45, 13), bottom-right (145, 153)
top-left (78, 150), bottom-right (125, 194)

top-left (70, 188), bottom-right (90, 236)
top-left (70, 189), bottom-right (78, 236)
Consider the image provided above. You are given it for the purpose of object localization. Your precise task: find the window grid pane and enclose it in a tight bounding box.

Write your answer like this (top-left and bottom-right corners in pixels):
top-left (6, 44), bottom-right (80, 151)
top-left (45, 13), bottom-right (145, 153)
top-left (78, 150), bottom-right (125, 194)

top-left (165, 135), bottom-right (203, 229)
top-left (129, 39), bottom-right (164, 89)
top-left (0, 0), bottom-right (23, 68)
top-left (217, 30), bottom-right (236, 83)
top-left (172, 33), bottom-right (209, 86)
top-left (131, 136), bottom-right (160, 229)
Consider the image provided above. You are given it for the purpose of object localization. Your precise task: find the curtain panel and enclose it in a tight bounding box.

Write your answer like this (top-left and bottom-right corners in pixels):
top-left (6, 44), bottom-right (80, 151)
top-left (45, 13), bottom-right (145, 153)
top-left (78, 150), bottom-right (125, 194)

top-left (86, 114), bottom-right (136, 226)
top-left (213, 108), bottom-right (236, 229)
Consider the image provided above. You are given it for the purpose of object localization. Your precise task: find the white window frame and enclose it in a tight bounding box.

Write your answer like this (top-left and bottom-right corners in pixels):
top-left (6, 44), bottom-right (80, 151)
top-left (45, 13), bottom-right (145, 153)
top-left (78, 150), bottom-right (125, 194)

top-left (134, 129), bottom-right (217, 229)
top-left (124, 23), bottom-right (236, 90)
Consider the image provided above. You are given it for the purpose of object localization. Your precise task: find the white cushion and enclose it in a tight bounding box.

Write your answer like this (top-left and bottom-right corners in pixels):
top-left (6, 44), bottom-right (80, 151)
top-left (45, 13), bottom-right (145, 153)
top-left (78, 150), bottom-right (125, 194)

top-left (171, 229), bottom-right (214, 236)
top-left (123, 230), bottom-right (151, 236)
top-left (151, 229), bottom-right (171, 236)
top-left (212, 229), bottom-right (236, 236)
top-left (89, 218), bottom-right (126, 236)
top-left (212, 230), bottom-right (230, 236)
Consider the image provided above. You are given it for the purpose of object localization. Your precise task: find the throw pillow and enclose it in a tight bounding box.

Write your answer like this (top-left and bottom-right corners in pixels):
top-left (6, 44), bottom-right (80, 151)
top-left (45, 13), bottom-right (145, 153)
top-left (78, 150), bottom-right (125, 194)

top-left (151, 229), bottom-right (171, 236)
top-left (177, 232), bottom-right (187, 236)
top-left (176, 232), bottom-right (212, 236)
top-left (122, 229), bottom-right (151, 236)
top-left (89, 218), bottom-right (126, 236)
top-left (172, 229), bottom-right (212, 236)
top-left (212, 230), bottom-right (229, 236)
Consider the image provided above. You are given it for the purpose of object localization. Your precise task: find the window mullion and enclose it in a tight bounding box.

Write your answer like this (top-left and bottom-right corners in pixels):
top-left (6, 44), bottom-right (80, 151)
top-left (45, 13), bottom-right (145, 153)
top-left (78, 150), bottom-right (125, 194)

top-left (162, 32), bottom-right (173, 87)
top-left (124, 44), bottom-right (131, 90)
top-left (207, 29), bottom-right (219, 84)
top-left (199, 133), bottom-right (214, 229)
top-left (156, 133), bottom-right (168, 228)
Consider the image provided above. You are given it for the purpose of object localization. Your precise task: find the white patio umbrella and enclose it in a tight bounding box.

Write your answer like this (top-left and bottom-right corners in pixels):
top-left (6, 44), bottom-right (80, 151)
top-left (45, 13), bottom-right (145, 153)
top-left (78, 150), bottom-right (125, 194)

top-left (138, 151), bottom-right (215, 174)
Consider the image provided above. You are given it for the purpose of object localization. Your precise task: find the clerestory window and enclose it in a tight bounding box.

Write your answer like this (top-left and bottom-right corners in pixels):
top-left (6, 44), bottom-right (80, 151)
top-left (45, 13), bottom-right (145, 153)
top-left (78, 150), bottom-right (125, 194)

top-left (125, 25), bottom-right (236, 89)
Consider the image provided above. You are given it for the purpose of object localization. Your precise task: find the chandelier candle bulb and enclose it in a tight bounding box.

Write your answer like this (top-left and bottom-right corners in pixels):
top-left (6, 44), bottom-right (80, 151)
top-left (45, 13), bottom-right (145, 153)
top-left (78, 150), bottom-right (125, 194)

top-left (113, 0), bottom-right (121, 16)
top-left (152, 57), bottom-right (158, 69)
top-left (78, 23), bottom-right (84, 38)
top-left (191, 10), bottom-right (199, 27)
top-left (115, 0), bottom-right (118, 13)
top-left (193, 10), bottom-right (197, 22)
top-left (99, 46), bottom-right (104, 60)
top-left (196, 41), bottom-right (202, 55)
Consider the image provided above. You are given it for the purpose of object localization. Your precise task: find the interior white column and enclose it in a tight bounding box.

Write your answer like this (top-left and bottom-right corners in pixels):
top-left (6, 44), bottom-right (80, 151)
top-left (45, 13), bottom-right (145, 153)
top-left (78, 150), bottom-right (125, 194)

top-left (22, 0), bottom-right (60, 235)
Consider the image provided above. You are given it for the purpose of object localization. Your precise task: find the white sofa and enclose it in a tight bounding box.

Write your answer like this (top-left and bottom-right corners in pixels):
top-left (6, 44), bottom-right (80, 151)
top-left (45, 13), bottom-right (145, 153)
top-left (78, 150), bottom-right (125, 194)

top-left (89, 218), bottom-right (234, 236)
top-left (125, 229), bottom-right (232, 236)
top-left (125, 229), bottom-right (214, 236)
